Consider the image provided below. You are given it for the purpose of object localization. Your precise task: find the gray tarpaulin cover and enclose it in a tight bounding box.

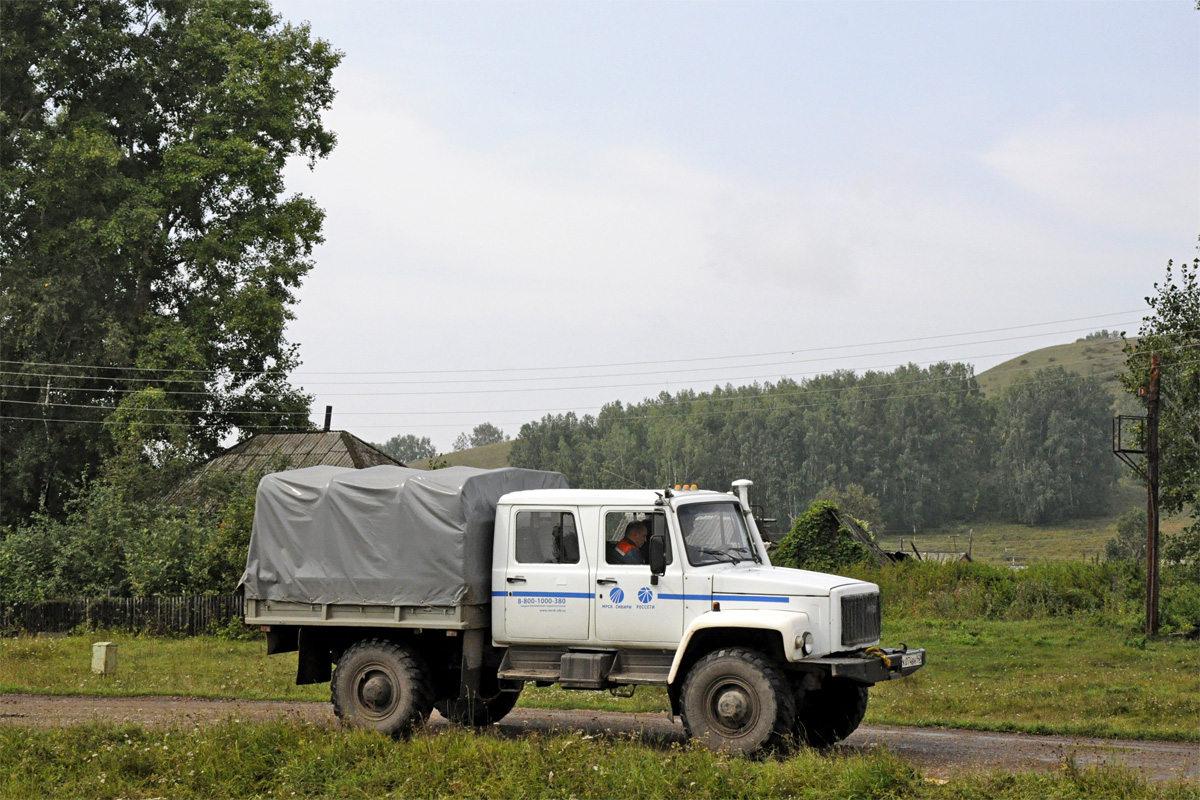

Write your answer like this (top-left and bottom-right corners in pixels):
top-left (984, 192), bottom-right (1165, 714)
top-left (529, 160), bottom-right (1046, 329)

top-left (240, 465), bottom-right (568, 607)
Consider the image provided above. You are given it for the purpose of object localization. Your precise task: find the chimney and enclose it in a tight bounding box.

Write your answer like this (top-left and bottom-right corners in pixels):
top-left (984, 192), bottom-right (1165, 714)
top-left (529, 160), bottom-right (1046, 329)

top-left (323, 405), bottom-right (332, 432)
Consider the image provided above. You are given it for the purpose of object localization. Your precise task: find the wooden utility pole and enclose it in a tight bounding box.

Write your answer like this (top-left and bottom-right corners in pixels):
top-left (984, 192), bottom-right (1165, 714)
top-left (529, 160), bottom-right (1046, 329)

top-left (1145, 353), bottom-right (1161, 637)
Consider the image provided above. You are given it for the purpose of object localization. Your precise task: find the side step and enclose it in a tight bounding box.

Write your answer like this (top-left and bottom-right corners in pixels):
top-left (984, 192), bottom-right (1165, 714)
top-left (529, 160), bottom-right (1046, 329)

top-left (498, 647), bottom-right (673, 688)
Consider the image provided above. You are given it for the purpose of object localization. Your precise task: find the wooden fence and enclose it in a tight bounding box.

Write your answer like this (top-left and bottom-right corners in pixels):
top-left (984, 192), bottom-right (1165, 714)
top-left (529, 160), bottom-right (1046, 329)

top-left (0, 594), bottom-right (244, 636)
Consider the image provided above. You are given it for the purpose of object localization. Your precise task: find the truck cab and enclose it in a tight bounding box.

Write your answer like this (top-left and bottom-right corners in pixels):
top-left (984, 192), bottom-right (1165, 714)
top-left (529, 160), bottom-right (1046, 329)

top-left (487, 483), bottom-right (922, 751)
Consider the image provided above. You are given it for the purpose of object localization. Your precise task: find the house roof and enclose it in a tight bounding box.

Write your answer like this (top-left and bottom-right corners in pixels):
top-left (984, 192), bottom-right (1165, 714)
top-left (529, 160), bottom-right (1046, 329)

top-left (165, 431), bottom-right (400, 503)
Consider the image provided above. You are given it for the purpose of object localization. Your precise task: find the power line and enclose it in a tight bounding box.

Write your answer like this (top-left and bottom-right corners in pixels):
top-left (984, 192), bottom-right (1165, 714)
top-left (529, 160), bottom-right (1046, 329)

top-left (0, 322), bottom-right (1150, 391)
top-left (0, 310), bottom-right (1143, 378)
top-left (8, 355), bottom-right (1190, 431)
top-left (4, 339), bottom-right (1188, 415)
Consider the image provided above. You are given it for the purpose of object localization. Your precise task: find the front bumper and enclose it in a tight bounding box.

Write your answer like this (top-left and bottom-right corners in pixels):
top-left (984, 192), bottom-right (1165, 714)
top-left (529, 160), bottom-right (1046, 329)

top-left (803, 646), bottom-right (926, 685)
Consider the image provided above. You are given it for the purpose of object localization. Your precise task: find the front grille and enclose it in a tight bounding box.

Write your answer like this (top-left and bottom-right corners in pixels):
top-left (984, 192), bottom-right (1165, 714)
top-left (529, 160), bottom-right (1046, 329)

top-left (841, 592), bottom-right (881, 647)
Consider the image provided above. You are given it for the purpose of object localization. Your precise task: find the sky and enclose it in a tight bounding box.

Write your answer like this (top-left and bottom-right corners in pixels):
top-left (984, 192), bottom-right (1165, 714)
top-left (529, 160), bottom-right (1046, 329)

top-left (271, 0), bottom-right (1199, 452)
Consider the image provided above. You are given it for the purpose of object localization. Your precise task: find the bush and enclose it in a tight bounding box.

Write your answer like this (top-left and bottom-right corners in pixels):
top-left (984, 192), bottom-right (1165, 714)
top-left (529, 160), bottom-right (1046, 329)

top-left (0, 458), bottom-right (264, 601)
top-left (850, 559), bottom-right (1147, 623)
top-left (1105, 509), bottom-right (1147, 562)
top-left (774, 500), bottom-right (872, 573)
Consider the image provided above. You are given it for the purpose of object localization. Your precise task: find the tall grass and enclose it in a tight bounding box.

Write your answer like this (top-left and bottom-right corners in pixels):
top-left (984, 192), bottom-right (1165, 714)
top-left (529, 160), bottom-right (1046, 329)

top-left (849, 560), bottom-right (1200, 633)
top-left (2, 720), bottom-right (1193, 800)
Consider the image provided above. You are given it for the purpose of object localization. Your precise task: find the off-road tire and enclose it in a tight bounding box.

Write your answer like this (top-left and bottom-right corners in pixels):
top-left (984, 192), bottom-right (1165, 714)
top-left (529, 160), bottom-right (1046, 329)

top-left (434, 683), bottom-right (522, 728)
top-left (793, 676), bottom-right (868, 748)
top-left (680, 647), bottom-right (795, 755)
top-left (331, 639), bottom-right (433, 738)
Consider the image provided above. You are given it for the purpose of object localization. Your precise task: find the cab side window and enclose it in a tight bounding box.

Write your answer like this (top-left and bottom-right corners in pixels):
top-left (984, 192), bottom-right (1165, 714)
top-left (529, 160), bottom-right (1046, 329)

top-left (604, 511), bottom-right (672, 565)
top-left (515, 510), bottom-right (580, 564)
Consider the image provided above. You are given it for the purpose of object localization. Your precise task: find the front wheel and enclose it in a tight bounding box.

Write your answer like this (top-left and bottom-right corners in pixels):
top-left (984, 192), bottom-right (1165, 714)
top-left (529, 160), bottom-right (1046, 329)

top-left (331, 639), bottom-right (433, 738)
top-left (680, 647), bottom-right (795, 755)
top-left (793, 677), bottom-right (868, 747)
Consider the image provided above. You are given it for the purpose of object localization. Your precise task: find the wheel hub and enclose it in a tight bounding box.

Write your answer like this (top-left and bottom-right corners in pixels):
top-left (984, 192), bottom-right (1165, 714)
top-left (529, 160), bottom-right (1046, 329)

top-left (360, 673), bottom-right (394, 709)
top-left (714, 686), bottom-right (752, 728)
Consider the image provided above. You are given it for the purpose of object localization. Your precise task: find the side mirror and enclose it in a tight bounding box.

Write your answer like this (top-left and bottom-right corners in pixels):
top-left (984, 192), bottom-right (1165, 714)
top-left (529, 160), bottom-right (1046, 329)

top-left (648, 533), bottom-right (666, 584)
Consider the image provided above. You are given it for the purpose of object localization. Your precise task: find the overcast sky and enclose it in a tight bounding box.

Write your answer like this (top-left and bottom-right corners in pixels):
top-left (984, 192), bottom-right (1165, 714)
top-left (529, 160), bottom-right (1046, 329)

top-left (272, 0), bottom-right (1199, 452)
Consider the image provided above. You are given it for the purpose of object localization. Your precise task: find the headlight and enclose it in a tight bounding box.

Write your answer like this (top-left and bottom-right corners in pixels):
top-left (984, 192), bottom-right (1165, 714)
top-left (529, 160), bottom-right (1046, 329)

top-left (795, 631), bottom-right (815, 656)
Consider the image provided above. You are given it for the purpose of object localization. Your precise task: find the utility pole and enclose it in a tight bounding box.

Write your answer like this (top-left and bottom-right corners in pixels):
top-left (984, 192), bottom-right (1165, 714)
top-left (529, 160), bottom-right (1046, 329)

top-left (1112, 351), bottom-right (1163, 637)
top-left (1145, 353), bottom-right (1161, 637)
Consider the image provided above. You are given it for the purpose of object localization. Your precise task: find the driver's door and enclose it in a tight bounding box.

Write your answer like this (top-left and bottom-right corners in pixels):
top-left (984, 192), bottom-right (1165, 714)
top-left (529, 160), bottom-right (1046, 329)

top-left (593, 509), bottom-right (684, 644)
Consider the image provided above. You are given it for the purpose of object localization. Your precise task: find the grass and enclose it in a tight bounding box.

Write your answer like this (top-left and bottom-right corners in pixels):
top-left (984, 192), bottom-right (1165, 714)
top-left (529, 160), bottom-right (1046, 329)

top-left (0, 635), bottom-right (325, 702)
top-left (975, 337), bottom-right (1130, 400)
top-left (405, 440), bottom-right (514, 469)
top-left (3, 720), bottom-right (1196, 800)
top-left (868, 618), bottom-right (1200, 742)
top-left (3, 614), bottom-right (1197, 743)
top-left (874, 480), bottom-right (1187, 566)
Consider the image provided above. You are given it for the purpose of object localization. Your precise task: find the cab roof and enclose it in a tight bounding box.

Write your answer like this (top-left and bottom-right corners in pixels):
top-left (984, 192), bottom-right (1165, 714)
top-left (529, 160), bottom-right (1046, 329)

top-left (498, 487), bottom-right (739, 507)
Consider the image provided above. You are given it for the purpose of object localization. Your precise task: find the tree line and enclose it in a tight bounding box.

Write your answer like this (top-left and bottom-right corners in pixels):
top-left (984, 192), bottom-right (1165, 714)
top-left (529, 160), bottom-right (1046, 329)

top-left (509, 362), bottom-right (1120, 534)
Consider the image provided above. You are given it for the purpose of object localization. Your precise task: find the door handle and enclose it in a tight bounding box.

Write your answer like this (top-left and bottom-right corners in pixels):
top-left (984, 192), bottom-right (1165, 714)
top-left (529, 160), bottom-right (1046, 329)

top-left (507, 576), bottom-right (527, 584)
top-left (596, 578), bottom-right (618, 586)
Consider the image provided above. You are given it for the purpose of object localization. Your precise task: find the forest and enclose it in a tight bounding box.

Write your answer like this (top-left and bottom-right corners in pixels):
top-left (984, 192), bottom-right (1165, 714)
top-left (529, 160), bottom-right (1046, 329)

top-left (509, 362), bottom-right (1119, 536)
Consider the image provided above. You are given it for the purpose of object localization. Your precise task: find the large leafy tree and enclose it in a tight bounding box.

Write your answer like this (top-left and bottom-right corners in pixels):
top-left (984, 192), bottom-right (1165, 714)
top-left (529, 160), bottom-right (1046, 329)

top-left (0, 0), bottom-right (341, 525)
top-left (1123, 253), bottom-right (1200, 574)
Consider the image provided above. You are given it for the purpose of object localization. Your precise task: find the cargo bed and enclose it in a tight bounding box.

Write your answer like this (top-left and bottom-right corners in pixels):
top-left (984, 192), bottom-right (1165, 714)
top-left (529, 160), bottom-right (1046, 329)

top-left (244, 597), bottom-right (488, 629)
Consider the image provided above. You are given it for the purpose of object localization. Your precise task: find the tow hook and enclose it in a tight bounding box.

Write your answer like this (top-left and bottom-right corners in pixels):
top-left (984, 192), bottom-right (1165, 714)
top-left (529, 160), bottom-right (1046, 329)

top-left (864, 646), bottom-right (892, 668)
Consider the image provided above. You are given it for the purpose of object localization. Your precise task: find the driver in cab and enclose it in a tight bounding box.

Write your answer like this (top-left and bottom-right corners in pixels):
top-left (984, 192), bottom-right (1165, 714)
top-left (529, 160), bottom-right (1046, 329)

top-left (612, 520), bottom-right (648, 564)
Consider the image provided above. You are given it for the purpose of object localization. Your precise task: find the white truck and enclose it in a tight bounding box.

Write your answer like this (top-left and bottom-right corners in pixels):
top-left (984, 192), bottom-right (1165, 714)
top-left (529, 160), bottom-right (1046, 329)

top-left (241, 465), bottom-right (924, 754)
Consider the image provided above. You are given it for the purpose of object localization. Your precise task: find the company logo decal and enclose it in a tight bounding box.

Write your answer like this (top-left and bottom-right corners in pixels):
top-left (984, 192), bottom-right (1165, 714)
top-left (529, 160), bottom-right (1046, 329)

top-left (637, 587), bottom-right (654, 604)
top-left (608, 587), bottom-right (625, 604)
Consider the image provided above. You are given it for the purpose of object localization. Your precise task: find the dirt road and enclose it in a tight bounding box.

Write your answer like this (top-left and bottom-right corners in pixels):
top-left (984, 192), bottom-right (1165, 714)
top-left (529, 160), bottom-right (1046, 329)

top-left (1, 693), bottom-right (1195, 783)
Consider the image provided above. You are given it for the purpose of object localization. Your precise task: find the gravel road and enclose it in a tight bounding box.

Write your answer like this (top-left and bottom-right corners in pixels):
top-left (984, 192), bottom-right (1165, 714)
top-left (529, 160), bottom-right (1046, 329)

top-left (1, 693), bottom-right (1195, 783)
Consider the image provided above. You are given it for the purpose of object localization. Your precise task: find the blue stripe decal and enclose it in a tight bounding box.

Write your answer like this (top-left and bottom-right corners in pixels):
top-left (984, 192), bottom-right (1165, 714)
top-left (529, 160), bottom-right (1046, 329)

top-left (658, 593), bottom-right (711, 601)
top-left (713, 594), bottom-right (790, 603)
top-left (492, 591), bottom-right (506, 598)
top-left (510, 591), bottom-right (593, 599)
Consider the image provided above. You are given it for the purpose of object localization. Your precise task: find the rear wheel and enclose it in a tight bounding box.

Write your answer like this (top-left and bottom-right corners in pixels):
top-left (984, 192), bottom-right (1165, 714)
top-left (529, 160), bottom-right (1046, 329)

top-left (434, 682), bottom-right (522, 727)
top-left (793, 677), bottom-right (868, 747)
top-left (331, 639), bottom-right (433, 738)
top-left (434, 671), bottom-right (523, 729)
top-left (680, 647), bottom-right (794, 755)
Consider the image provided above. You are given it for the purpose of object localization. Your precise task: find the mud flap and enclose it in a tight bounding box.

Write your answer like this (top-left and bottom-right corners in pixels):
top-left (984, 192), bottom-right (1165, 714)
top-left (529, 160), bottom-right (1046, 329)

top-left (296, 628), bottom-right (332, 685)
top-left (458, 628), bottom-right (485, 698)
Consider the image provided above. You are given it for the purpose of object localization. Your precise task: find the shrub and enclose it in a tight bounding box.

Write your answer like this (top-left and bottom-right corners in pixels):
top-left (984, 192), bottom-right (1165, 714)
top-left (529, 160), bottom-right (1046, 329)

top-left (1106, 509), bottom-right (1147, 562)
top-left (774, 501), bottom-right (872, 573)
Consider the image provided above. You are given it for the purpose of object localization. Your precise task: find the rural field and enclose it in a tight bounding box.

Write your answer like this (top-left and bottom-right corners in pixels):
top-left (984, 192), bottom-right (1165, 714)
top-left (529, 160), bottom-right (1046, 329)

top-left (3, 554), bottom-right (1198, 798)
top-left (5, 717), bottom-right (1198, 800)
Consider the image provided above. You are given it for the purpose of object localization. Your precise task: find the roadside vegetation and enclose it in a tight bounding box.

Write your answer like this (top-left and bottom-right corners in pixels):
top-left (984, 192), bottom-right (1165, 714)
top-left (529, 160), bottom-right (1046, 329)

top-left (3, 720), bottom-right (1195, 800)
top-left (4, 559), bottom-right (1197, 743)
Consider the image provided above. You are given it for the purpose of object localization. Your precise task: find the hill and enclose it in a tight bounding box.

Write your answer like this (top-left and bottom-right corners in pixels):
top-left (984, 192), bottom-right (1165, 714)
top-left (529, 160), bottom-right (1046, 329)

top-left (975, 336), bottom-right (1130, 400)
top-left (405, 439), bottom-right (514, 470)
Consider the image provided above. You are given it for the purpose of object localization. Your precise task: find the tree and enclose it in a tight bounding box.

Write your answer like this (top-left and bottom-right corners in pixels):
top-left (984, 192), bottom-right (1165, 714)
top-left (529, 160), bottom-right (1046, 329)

top-left (375, 434), bottom-right (436, 463)
top-left (453, 422), bottom-right (509, 451)
top-left (1122, 253), bottom-right (1200, 576)
top-left (773, 500), bottom-right (871, 573)
top-left (992, 367), bottom-right (1118, 524)
top-left (0, 0), bottom-right (341, 526)
top-left (814, 484), bottom-right (883, 535)
top-left (1105, 509), bottom-right (1147, 563)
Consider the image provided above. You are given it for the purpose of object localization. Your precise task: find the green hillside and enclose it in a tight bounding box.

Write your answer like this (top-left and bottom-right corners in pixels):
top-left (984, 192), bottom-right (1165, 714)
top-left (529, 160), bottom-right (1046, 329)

top-left (405, 439), bottom-right (514, 470)
top-left (975, 336), bottom-right (1130, 399)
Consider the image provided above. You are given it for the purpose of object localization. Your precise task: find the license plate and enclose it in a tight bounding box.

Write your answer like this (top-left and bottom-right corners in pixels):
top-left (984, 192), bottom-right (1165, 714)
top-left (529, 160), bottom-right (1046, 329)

top-left (901, 652), bottom-right (923, 669)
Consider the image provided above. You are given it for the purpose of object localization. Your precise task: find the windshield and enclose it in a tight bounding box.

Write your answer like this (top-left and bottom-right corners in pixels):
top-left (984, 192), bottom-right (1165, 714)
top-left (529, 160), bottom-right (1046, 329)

top-left (677, 502), bottom-right (759, 566)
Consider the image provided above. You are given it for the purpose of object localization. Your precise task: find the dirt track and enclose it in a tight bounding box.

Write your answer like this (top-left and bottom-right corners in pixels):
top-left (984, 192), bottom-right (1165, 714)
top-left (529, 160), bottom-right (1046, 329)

top-left (1, 693), bottom-right (1196, 783)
